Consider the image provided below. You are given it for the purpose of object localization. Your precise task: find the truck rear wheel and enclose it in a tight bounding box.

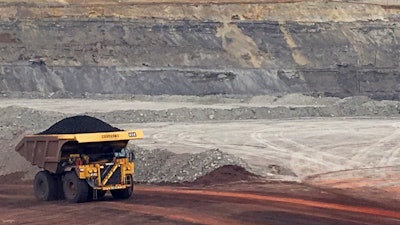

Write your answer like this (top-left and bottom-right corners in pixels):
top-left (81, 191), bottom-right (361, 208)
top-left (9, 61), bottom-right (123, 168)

top-left (111, 185), bottom-right (133, 200)
top-left (63, 171), bottom-right (89, 203)
top-left (34, 171), bottom-right (57, 201)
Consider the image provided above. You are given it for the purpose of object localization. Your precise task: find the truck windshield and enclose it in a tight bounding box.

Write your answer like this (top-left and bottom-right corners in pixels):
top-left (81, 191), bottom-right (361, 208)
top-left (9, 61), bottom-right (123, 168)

top-left (114, 148), bottom-right (126, 158)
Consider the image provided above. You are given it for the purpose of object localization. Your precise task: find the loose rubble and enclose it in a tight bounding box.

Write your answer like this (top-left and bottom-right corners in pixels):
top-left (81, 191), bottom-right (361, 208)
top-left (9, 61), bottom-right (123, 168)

top-left (130, 146), bottom-right (251, 183)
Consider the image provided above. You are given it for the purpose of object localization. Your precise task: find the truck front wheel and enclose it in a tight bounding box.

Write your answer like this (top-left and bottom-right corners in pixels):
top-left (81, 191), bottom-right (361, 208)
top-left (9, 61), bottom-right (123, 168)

top-left (63, 171), bottom-right (89, 203)
top-left (111, 184), bottom-right (133, 200)
top-left (34, 171), bottom-right (57, 201)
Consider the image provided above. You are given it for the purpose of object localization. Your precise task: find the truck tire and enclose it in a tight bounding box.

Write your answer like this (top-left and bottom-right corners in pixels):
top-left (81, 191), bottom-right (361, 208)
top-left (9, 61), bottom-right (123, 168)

top-left (34, 171), bottom-right (57, 201)
top-left (111, 184), bottom-right (133, 200)
top-left (63, 171), bottom-right (89, 203)
top-left (55, 175), bottom-right (65, 200)
top-left (87, 187), bottom-right (94, 201)
top-left (97, 190), bottom-right (107, 198)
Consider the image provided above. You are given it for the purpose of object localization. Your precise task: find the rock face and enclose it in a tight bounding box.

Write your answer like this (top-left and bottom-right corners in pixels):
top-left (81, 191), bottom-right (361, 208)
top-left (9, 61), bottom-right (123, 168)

top-left (0, 1), bottom-right (400, 99)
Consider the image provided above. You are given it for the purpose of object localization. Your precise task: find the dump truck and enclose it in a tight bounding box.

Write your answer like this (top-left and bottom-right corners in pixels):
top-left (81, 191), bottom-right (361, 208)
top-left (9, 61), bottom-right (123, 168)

top-left (15, 130), bottom-right (143, 203)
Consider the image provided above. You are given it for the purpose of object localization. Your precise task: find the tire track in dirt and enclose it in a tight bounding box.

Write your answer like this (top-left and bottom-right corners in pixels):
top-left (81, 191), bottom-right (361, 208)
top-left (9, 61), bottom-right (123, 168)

top-left (376, 123), bottom-right (400, 166)
top-left (139, 120), bottom-right (400, 179)
top-left (1, 184), bottom-right (399, 224)
top-left (303, 165), bottom-right (400, 204)
top-left (151, 124), bottom-right (349, 170)
top-left (103, 201), bottom-right (256, 225)
top-left (275, 131), bottom-right (361, 167)
top-left (251, 129), bottom-right (351, 176)
top-left (0, 194), bottom-right (32, 199)
top-left (134, 186), bottom-right (400, 220)
top-left (350, 122), bottom-right (400, 166)
top-left (104, 200), bottom-right (379, 225)
top-left (376, 141), bottom-right (400, 166)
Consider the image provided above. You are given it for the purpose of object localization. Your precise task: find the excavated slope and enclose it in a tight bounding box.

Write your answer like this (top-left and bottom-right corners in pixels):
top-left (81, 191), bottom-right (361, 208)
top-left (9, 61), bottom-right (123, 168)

top-left (0, 0), bottom-right (400, 99)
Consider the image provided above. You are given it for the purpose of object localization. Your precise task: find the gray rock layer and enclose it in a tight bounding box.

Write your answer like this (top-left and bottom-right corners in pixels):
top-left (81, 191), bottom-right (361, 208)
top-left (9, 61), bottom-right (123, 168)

top-left (1, 20), bottom-right (400, 99)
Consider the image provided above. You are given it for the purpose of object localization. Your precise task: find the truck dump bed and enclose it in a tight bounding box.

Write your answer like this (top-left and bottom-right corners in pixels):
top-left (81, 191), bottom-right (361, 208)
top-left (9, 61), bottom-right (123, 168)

top-left (15, 130), bottom-right (143, 173)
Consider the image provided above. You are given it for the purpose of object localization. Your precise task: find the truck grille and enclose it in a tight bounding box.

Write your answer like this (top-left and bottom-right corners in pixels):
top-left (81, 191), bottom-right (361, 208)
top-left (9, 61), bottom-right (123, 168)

top-left (100, 165), bottom-right (121, 185)
top-left (107, 167), bottom-right (121, 185)
top-left (101, 165), bottom-right (112, 180)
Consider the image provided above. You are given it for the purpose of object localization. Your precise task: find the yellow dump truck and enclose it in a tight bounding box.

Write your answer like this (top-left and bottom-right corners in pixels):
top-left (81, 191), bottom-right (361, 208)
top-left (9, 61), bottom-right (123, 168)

top-left (15, 130), bottom-right (143, 203)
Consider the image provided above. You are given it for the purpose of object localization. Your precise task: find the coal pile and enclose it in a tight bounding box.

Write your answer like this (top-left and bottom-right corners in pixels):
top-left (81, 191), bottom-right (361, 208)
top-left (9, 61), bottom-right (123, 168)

top-left (191, 165), bottom-right (260, 186)
top-left (38, 115), bottom-right (120, 134)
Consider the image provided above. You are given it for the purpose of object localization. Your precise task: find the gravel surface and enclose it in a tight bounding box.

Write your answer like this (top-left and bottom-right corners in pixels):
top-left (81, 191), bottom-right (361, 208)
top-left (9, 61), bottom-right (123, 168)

top-left (129, 145), bottom-right (250, 183)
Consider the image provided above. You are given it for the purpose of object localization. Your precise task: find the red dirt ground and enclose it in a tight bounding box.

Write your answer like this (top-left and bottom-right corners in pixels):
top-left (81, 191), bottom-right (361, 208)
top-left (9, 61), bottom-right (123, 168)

top-left (0, 168), bottom-right (399, 225)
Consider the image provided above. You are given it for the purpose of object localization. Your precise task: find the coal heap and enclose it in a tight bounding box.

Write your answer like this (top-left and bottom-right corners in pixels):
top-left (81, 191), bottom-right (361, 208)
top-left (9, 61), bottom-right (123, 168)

top-left (191, 165), bottom-right (259, 185)
top-left (39, 115), bottom-right (121, 134)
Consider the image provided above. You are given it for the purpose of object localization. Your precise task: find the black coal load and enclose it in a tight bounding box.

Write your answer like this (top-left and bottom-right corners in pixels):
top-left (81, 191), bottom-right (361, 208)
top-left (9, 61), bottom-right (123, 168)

top-left (39, 115), bottom-right (121, 134)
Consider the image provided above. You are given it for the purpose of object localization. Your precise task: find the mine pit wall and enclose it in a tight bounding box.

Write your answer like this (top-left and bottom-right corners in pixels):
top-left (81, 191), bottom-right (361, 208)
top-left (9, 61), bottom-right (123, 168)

top-left (1, 18), bottom-right (400, 99)
top-left (2, 66), bottom-right (400, 99)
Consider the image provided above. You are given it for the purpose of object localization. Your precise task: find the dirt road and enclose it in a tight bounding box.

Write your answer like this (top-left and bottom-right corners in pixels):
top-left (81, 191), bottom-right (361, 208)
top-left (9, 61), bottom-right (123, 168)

top-left (119, 117), bottom-right (400, 207)
top-left (122, 118), bottom-right (400, 178)
top-left (0, 181), bottom-right (399, 225)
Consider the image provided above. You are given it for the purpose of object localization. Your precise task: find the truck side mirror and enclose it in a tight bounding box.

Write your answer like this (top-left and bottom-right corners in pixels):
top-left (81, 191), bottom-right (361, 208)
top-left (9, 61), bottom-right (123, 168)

top-left (128, 152), bottom-right (135, 162)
